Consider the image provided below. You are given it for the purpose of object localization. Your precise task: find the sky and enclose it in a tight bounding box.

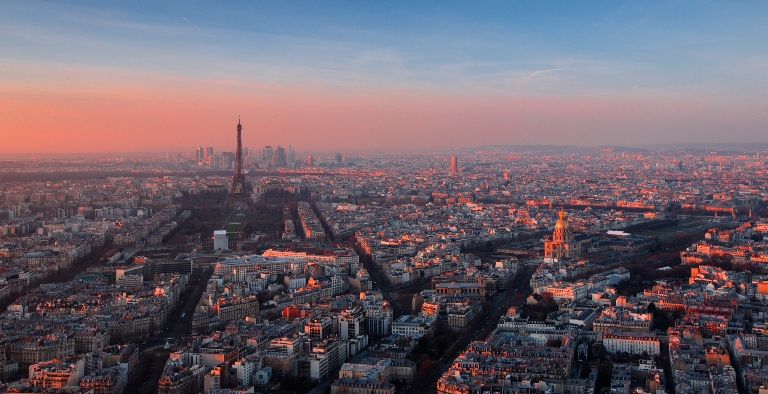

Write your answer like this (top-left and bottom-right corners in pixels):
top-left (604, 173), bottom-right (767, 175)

top-left (2, 1), bottom-right (768, 154)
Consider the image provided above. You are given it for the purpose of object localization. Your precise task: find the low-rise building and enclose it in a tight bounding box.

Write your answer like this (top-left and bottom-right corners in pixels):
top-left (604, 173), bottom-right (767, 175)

top-left (331, 378), bottom-right (395, 394)
top-left (602, 331), bottom-right (660, 356)
top-left (391, 315), bottom-right (434, 337)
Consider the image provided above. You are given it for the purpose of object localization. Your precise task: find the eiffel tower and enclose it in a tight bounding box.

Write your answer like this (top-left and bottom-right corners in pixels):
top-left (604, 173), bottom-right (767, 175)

top-left (223, 118), bottom-right (256, 213)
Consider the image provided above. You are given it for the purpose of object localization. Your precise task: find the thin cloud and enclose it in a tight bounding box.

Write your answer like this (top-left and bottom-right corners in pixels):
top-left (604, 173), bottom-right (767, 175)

top-left (181, 17), bottom-right (197, 28)
top-left (516, 67), bottom-right (565, 87)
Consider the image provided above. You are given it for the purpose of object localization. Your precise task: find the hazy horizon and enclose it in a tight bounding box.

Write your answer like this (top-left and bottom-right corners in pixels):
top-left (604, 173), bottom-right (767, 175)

top-left (3, 1), bottom-right (768, 154)
top-left (3, 142), bottom-right (768, 161)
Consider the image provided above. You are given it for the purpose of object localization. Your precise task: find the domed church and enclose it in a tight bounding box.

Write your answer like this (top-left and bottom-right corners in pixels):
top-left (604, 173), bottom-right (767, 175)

top-left (544, 210), bottom-right (575, 260)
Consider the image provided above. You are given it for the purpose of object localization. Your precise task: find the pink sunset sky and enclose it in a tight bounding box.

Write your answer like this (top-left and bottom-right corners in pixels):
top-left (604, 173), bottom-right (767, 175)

top-left (2, 2), bottom-right (768, 154)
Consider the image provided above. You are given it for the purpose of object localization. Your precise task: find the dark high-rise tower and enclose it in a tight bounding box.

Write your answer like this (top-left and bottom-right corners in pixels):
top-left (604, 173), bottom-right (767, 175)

top-left (450, 156), bottom-right (458, 173)
top-left (223, 119), bottom-right (256, 213)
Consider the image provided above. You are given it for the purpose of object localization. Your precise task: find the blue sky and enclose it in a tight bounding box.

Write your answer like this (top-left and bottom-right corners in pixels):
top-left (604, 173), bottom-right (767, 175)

top-left (5, 1), bottom-right (766, 92)
top-left (2, 1), bottom-right (768, 152)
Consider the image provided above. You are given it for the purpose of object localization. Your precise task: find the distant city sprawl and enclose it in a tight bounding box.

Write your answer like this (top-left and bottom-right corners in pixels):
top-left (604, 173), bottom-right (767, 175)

top-left (0, 146), bottom-right (766, 393)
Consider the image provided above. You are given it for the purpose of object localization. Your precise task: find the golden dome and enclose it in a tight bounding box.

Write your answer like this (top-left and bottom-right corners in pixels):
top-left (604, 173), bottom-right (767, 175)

top-left (554, 210), bottom-right (569, 230)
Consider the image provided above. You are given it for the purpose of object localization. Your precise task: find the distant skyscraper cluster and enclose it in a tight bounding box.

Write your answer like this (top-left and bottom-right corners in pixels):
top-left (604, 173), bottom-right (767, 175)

top-left (259, 144), bottom-right (296, 168)
top-left (182, 143), bottom-right (253, 170)
top-left (196, 146), bottom-right (213, 162)
top-left (173, 139), bottom-right (299, 170)
top-left (161, 128), bottom-right (364, 170)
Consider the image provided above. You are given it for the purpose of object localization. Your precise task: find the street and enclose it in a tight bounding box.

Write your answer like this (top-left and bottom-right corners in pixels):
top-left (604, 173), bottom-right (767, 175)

top-left (413, 263), bottom-right (537, 392)
top-left (124, 264), bottom-right (214, 394)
